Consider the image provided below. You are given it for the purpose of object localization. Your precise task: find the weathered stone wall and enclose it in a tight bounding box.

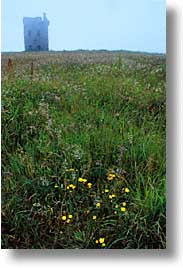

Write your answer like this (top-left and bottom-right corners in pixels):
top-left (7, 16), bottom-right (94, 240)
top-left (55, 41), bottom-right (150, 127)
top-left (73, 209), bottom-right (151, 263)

top-left (23, 13), bottom-right (49, 51)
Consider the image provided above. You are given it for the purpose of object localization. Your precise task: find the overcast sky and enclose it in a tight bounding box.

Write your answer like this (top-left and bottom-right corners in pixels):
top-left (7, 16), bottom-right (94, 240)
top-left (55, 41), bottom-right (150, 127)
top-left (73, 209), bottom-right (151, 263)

top-left (1, 0), bottom-right (166, 53)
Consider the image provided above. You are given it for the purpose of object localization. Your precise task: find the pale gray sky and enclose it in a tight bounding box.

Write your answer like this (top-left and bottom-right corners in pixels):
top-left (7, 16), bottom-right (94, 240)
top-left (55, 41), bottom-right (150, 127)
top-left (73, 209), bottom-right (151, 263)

top-left (1, 0), bottom-right (166, 53)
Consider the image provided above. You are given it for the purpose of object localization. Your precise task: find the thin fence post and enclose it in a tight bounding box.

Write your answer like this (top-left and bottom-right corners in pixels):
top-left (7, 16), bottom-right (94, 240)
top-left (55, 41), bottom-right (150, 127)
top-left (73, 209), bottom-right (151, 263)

top-left (7, 58), bottom-right (13, 80)
top-left (30, 61), bottom-right (34, 82)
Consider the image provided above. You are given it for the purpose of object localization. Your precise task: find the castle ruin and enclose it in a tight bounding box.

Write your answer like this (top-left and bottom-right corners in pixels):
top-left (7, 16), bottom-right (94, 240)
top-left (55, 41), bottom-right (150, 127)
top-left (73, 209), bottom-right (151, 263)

top-left (23, 13), bottom-right (49, 51)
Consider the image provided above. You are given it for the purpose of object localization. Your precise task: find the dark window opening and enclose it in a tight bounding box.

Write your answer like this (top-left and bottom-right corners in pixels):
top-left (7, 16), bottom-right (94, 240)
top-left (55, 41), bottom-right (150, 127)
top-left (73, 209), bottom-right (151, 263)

top-left (37, 45), bottom-right (41, 50)
top-left (29, 45), bottom-right (32, 50)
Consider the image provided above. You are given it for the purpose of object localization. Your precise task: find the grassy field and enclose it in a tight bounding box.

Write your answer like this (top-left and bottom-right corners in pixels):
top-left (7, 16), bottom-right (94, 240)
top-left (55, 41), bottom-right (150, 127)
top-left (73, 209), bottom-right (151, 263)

top-left (1, 51), bottom-right (166, 249)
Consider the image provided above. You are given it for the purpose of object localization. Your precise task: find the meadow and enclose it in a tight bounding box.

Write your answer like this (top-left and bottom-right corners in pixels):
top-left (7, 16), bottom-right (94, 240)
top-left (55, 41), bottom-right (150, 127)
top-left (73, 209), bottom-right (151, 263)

top-left (1, 51), bottom-right (166, 249)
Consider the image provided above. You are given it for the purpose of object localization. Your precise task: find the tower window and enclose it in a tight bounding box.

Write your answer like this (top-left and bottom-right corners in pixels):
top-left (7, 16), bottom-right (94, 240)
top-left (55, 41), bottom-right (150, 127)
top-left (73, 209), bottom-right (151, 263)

top-left (37, 45), bottom-right (41, 50)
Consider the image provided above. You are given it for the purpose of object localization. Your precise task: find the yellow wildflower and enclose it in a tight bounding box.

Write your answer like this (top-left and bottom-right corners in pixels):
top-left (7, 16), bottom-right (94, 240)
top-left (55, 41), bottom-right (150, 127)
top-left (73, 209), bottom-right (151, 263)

top-left (92, 215), bottom-right (97, 220)
top-left (115, 205), bottom-right (119, 208)
top-left (68, 214), bottom-right (73, 219)
top-left (54, 184), bottom-right (59, 188)
top-left (122, 202), bottom-right (126, 206)
top-left (66, 219), bottom-right (70, 223)
top-left (107, 173), bottom-right (115, 181)
top-left (87, 182), bottom-right (92, 188)
top-left (114, 211), bottom-right (117, 214)
top-left (78, 177), bottom-right (87, 183)
top-left (109, 194), bottom-right (115, 199)
top-left (66, 184), bottom-right (76, 190)
top-left (125, 187), bottom-right (130, 193)
top-left (96, 202), bottom-right (101, 208)
top-left (96, 237), bottom-right (106, 246)
top-left (61, 215), bottom-right (67, 221)
top-left (121, 207), bottom-right (126, 212)
top-left (99, 238), bottom-right (105, 244)
top-left (104, 189), bottom-right (109, 193)
top-left (108, 173), bottom-right (115, 176)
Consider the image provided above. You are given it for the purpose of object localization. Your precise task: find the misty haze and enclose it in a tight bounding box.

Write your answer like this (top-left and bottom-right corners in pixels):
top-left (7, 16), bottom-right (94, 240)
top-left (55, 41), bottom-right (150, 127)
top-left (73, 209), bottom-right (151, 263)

top-left (1, 0), bottom-right (166, 249)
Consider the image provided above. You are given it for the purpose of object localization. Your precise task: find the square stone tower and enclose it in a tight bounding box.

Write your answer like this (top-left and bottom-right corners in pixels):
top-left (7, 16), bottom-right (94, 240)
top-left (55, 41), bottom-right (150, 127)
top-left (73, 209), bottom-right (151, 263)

top-left (23, 13), bottom-right (49, 51)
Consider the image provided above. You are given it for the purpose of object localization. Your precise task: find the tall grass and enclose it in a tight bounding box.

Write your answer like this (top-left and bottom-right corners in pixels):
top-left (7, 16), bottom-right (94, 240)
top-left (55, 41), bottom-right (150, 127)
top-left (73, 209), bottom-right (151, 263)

top-left (1, 51), bottom-right (166, 248)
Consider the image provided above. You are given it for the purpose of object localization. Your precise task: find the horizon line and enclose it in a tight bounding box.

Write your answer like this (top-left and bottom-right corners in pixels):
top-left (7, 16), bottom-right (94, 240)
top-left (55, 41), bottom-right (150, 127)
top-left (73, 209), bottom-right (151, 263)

top-left (1, 48), bottom-right (166, 55)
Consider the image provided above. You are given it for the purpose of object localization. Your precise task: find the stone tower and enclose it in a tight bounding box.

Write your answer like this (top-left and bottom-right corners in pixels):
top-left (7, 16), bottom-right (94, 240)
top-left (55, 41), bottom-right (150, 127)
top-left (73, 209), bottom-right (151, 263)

top-left (23, 13), bottom-right (49, 51)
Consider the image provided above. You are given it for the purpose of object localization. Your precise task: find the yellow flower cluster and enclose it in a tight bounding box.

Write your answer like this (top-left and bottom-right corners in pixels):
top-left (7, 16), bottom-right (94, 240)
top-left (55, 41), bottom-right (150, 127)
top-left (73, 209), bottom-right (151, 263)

top-left (78, 177), bottom-right (87, 183)
top-left (78, 178), bottom-right (92, 188)
top-left (61, 214), bottom-right (73, 223)
top-left (114, 202), bottom-right (127, 214)
top-left (66, 184), bottom-right (76, 191)
top-left (95, 237), bottom-right (106, 247)
top-left (108, 194), bottom-right (116, 199)
top-left (92, 215), bottom-right (97, 220)
top-left (107, 173), bottom-right (116, 181)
